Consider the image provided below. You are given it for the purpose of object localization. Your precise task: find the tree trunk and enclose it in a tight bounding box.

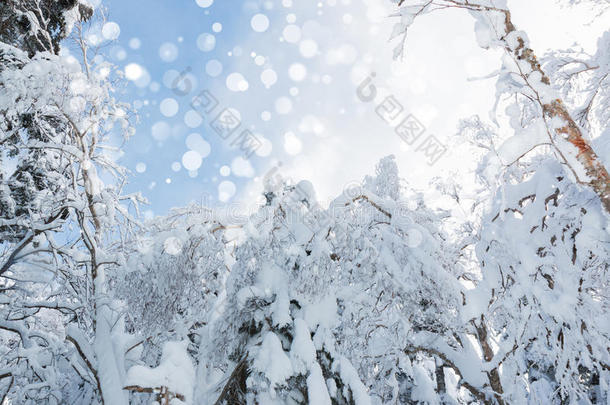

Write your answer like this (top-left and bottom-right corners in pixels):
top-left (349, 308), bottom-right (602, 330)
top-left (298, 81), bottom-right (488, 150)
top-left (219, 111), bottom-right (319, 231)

top-left (94, 268), bottom-right (128, 405)
top-left (474, 316), bottom-right (504, 405)
top-left (499, 9), bottom-right (610, 213)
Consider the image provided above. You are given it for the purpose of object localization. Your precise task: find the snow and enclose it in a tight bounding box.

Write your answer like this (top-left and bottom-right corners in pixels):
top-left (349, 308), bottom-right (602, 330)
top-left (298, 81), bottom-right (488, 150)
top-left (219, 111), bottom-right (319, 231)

top-left (66, 325), bottom-right (96, 371)
top-left (496, 120), bottom-right (547, 164)
top-left (95, 301), bottom-right (128, 405)
top-left (126, 341), bottom-right (195, 404)
top-left (251, 332), bottom-right (294, 389)
top-left (411, 364), bottom-right (439, 404)
top-left (303, 295), bottom-right (338, 333)
top-left (326, 378), bottom-right (338, 398)
top-left (474, 19), bottom-right (492, 49)
top-left (335, 357), bottom-right (371, 405)
top-left (307, 363), bottom-right (332, 405)
top-left (2, 1), bottom-right (610, 404)
top-left (255, 264), bottom-right (291, 327)
top-left (289, 319), bottom-right (316, 373)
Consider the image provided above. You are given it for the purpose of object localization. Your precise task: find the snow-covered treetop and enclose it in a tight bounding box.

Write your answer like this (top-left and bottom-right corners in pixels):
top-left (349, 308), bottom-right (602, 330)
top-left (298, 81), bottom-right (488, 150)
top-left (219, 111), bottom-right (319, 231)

top-left (0, 0), bottom-right (93, 56)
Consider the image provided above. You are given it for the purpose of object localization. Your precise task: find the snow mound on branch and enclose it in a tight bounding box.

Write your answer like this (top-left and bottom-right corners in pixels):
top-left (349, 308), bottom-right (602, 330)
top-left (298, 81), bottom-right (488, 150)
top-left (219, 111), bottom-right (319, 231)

top-left (334, 357), bottom-right (371, 405)
top-left (303, 294), bottom-right (338, 334)
top-left (289, 319), bottom-right (316, 373)
top-left (126, 341), bottom-right (195, 404)
top-left (307, 363), bottom-right (332, 405)
top-left (251, 332), bottom-right (294, 389)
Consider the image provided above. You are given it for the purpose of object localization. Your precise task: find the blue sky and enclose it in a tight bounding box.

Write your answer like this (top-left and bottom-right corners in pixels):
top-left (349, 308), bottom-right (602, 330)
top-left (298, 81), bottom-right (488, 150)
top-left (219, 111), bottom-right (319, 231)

top-left (102, 0), bottom-right (363, 217)
top-left (92, 0), bottom-right (608, 218)
top-left (102, 0), bottom-right (265, 215)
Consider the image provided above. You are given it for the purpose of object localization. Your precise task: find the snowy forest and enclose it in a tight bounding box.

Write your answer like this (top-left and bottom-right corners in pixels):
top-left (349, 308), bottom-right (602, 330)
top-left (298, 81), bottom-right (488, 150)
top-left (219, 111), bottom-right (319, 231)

top-left (0, 0), bottom-right (609, 404)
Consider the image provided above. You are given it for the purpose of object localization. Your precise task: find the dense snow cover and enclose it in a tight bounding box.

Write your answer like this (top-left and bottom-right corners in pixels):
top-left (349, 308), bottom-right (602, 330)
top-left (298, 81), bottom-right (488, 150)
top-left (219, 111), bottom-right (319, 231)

top-left (1, 0), bottom-right (609, 404)
top-left (126, 341), bottom-right (195, 403)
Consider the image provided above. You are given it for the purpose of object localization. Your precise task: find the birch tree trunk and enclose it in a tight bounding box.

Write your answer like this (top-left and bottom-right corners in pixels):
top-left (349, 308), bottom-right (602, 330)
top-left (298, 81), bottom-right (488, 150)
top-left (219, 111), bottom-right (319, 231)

top-left (394, 1), bottom-right (610, 212)
top-left (496, 7), bottom-right (610, 213)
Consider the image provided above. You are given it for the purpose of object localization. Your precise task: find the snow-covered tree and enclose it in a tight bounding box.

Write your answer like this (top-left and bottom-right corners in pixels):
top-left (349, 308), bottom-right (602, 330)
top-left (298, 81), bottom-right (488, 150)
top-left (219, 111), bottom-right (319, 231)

top-left (543, 29), bottom-right (610, 164)
top-left (195, 156), bottom-right (496, 404)
top-left (112, 205), bottom-right (228, 404)
top-left (387, 1), bottom-right (610, 403)
top-left (390, 0), bottom-right (610, 214)
top-left (1, 1), bottom-right (607, 404)
top-left (0, 2), bottom-right (141, 403)
top-left (0, 0), bottom-right (93, 56)
top-left (472, 157), bottom-right (609, 404)
top-left (143, 150), bottom-right (607, 405)
top-left (204, 177), bottom-right (374, 404)
top-left (116, 206), bottom-right (226, 342)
